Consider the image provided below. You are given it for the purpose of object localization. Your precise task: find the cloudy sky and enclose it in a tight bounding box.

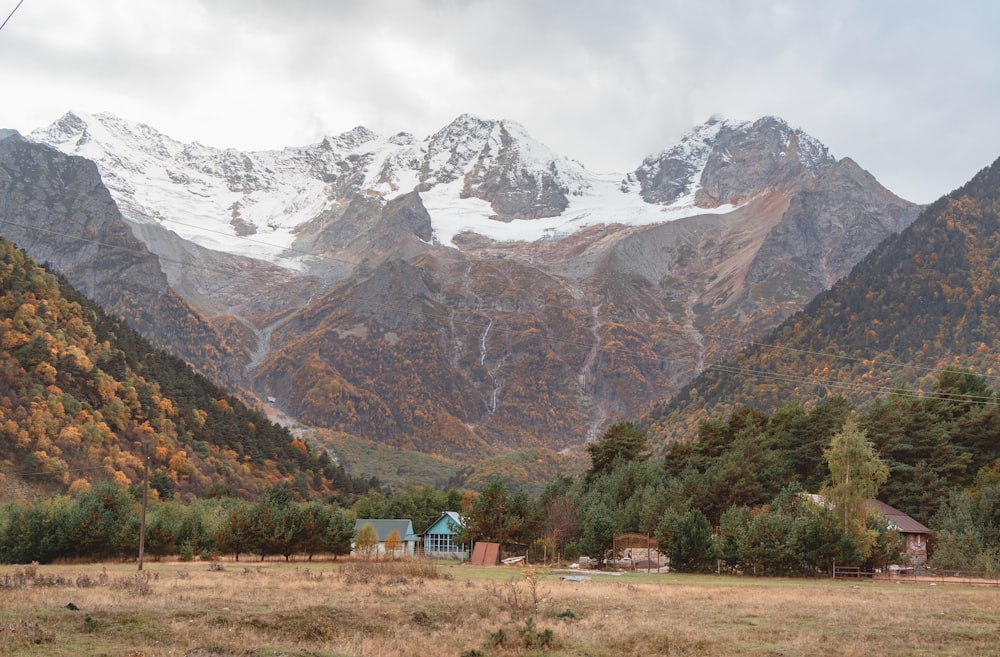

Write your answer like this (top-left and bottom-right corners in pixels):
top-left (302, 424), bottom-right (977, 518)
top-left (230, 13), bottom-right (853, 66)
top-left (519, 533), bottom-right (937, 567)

top-left (1, 0), bottom-right (997, 203)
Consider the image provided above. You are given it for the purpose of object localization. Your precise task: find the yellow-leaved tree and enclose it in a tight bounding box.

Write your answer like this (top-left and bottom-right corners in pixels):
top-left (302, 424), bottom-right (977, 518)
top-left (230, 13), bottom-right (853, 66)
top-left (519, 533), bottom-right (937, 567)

top-left (821, 417), bottom-right (889, 560)
top-left (355, 522), bottom-right (378, 560)
top-left (384, 530), bottom-right (402, 559)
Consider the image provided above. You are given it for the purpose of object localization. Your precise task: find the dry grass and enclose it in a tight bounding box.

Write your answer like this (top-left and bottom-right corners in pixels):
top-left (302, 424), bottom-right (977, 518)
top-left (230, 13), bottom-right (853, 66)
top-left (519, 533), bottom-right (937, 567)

top-left (1, 559), bottom-right (999, 656)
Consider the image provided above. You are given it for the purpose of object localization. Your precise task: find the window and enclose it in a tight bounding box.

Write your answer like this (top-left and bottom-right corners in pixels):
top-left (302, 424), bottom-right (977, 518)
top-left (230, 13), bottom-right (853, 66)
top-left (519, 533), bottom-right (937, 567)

top-left (425, 533), bottom-right (456, 554)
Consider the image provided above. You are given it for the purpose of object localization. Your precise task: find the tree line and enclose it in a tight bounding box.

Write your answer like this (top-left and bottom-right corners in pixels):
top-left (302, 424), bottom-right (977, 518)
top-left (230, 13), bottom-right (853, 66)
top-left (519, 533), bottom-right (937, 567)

top-left (0, 482), bottom-right (355, 564)
top-left (454, 368), bottom-right (1000, 574)
top-left (2, 369), bottom-right (998, 573)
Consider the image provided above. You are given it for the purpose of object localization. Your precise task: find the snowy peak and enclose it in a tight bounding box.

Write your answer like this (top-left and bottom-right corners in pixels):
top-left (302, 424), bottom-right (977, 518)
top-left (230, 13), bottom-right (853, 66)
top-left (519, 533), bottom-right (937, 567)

top-left (29, 111), bottom-right (852, 262)
top-left (324, 125), bottom-right (381, 151)
top-left (630, 117), bottom-right (730, 205)
top-left (419, 113), bottom-right (593, 221)
top-left (422, 113), bottom-right (501, 185)
top-left (38, 110), bottom-right (183, 162)
top-left (634, 116), bottom-right (837, 207)
top-left (30, 111), bottom-right (337, 267)
top-left (37, 110), bottom-right (88, 142)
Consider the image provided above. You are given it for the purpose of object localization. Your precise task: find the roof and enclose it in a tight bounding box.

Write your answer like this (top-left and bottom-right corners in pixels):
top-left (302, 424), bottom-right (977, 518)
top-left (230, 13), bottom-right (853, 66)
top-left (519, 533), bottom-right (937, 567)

top-left (353, 519), bottom-right (418, 542)
top-left (421, 511), bottom-right (464, 536)
top-left (804, 494), bottom-right (931, 534)
top-left (865, 500), bottom-right (931, 534)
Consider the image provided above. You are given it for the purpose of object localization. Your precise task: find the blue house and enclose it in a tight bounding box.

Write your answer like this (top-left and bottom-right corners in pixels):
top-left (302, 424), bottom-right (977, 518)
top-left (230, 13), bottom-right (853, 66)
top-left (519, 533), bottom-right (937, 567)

top-left (420, 511), bottom-right (468, 560)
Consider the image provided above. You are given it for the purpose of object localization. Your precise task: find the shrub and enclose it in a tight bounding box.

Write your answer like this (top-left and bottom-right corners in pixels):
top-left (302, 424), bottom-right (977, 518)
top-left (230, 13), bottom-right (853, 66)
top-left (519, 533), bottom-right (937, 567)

top-left (178, 541), bottom-right (195, 562)
top-left (111, 572), bottom-right (153, 597)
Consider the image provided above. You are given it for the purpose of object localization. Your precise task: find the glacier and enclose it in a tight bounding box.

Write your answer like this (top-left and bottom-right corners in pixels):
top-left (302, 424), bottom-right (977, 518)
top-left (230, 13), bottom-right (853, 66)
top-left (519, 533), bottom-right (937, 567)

top-left (31, 111), bottom-right (766, 267)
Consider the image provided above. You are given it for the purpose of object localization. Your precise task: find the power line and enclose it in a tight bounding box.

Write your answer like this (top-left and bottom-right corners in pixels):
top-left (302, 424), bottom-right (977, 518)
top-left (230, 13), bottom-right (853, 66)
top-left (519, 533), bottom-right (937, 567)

top-left (0, 0), bottom-right (24, 33)
top-left (705, 362), bottom-right (998, 406)
top-left (0, 216), bottom-right (272, 280)
top-left (7, 463), bottom-right (116, 478)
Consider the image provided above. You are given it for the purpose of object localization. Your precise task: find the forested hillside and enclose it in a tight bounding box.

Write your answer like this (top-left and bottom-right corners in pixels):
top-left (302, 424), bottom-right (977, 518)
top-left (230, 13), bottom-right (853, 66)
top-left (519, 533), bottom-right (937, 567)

top-left (0, 238), bottom-right (371, 501)
top-left (645, 156), bottom-right (1000, 445)
top-left (657, 368), bottom-right (1000, 527)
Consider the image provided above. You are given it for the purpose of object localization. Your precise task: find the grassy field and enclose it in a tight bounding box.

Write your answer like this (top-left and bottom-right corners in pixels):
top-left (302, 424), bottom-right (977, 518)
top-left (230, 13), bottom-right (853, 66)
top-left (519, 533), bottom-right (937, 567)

top-left (1, 559), bottom-right (999, 656)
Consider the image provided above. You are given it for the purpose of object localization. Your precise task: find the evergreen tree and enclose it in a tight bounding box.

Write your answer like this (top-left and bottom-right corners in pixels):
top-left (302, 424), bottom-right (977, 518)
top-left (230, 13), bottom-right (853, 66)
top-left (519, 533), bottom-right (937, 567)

top-left (215, 501), bottom-right (256, 561)
top-left (656, 509), bottom-right (715, 572)
top-left (585, 422), bottom-right (650, 484)
top-left (325, 507), bottom-right (355, 559)
top-left (459, 477), bottom-right (517, 554)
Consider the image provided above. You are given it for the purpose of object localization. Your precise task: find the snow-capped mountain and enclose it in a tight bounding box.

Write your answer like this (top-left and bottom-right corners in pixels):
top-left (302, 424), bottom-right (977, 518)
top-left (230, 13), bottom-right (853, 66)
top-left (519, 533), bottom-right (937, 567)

top-left (31, 111), bottom-right (769, 267)
top-left (633, 116), bottom-right (835, 206)
top-left (10, 112), bottom-right (922, 462)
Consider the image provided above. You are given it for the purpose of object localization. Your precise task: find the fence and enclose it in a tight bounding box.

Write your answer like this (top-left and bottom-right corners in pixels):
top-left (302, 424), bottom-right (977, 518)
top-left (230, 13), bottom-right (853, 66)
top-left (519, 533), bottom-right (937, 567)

top-left (879, 569), bottom-right (1000, 587)
top-left (833, 565), bottom-right (1000, 587)
top-left (831, 565), bottom-right (872, 579)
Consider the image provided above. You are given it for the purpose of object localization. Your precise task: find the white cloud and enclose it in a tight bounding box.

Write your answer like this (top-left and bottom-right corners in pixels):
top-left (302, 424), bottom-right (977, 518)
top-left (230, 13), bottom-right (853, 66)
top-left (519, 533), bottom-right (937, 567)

top-left (1, 0), bottom-right (997, 203)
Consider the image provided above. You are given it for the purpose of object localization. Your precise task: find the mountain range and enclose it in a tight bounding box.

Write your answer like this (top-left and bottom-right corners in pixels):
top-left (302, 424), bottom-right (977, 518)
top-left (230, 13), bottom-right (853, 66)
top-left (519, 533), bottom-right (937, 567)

top-left (1, 112), bottom-right (920, 467)
top-left (645, 155), bottom-right (1000, 446)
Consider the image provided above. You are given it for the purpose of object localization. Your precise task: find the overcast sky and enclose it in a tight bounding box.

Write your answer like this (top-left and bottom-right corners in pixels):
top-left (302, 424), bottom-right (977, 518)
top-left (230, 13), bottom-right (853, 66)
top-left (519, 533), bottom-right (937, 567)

top-left (1, 0), bottom-right (997, 203)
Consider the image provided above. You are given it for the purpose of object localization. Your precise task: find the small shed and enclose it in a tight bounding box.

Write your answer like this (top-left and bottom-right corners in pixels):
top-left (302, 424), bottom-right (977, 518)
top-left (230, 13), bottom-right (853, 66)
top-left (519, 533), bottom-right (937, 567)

top-left (352, 519), bottom-right (419, 558)
top-left (469, 542), bottom-right (500, 566)
top-left (420, 511), bottom-right (469, 560)
top-left (866, 500), bottom-right (930, 566)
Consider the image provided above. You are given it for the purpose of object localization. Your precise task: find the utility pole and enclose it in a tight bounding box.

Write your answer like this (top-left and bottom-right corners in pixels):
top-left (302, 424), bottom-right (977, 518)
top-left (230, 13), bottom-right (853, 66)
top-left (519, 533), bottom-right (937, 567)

top-left (138, 457), bottom-right (148, 571)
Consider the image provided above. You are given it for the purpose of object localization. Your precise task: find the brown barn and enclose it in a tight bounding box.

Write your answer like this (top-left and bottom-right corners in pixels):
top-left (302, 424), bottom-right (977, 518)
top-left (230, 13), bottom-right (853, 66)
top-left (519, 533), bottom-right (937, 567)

top-left (806, 494), bottom-right (932, 567)
top-left (866, 500), bottom-right (930, 567)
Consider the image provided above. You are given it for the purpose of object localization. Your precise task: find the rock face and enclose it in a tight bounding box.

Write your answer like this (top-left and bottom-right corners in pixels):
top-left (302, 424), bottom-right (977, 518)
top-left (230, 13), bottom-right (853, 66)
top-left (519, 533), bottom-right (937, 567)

top-left (443, 116), bottom-right (574, 220)
top-left (745, 158), bottom-right (916, 298)
top-left (0, 132), bottom-right (245, 387)
top-left (635, 116), bottom-right (835, 207)
top-left (11, 113), bottom-right (922, 460)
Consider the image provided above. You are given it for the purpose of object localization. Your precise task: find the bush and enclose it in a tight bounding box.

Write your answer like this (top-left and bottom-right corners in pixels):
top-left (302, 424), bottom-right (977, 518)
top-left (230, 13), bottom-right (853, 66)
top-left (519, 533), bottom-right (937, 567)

top-left (178, 541), bottom-right (195, 562)
top-left (111, 572), bottom-right (153, 597)
top-left (75, 573), bottom-right (105, 588)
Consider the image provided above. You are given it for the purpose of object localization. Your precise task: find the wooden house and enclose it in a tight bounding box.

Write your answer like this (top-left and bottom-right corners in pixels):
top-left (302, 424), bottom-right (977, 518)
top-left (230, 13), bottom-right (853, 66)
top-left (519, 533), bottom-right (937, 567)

top-left (352, 519), bottom-right (419, 558)
top-left (806, 494), bottom-right (931, 567)
top-left (420, 511), bottom-right (469, 560)
top-left (866, 500), bottom-right (930, 566)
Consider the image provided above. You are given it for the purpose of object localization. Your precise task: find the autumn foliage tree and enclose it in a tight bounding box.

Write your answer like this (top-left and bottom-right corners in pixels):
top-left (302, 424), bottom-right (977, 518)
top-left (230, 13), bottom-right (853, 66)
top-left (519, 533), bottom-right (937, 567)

top-left (0, 237), bottom-right (373, 501)
top-left (355, 522), bottom-right (378, 560)
top-left (821, 418), bottom-right (889, 561)
top-left (384, 530), bottom-right (402, 558)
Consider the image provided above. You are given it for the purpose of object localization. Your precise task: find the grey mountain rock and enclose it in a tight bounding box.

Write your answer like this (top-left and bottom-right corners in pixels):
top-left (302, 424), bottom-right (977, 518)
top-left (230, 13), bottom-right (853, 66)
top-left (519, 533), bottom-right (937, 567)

top-left (0, 133), bottom-right (244, 387)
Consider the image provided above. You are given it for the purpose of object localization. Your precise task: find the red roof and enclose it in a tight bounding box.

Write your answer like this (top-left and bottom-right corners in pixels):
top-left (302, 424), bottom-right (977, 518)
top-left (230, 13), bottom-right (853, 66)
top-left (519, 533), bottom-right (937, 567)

top-left (866, 500), bottom-right (930, 533)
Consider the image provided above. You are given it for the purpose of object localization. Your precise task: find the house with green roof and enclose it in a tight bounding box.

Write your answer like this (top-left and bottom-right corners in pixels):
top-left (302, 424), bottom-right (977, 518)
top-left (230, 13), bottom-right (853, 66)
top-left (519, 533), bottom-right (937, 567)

top-left (352, 519), bottom-right (418, 558)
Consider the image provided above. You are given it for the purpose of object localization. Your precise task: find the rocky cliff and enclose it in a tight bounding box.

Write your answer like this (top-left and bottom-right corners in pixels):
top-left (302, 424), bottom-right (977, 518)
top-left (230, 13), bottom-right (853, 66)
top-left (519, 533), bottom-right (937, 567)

top-left (0, 131), bottom-right (244, 388)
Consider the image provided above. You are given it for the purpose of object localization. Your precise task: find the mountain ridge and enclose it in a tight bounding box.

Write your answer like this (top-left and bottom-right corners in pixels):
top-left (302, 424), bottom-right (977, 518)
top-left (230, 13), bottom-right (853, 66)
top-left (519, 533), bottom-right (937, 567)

top-left (29, 111), bottom-right (830, 260)
top-left (7, 112), bottom-right (921, 462)
top-left (643, 155), bottom-right (1000, 447)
